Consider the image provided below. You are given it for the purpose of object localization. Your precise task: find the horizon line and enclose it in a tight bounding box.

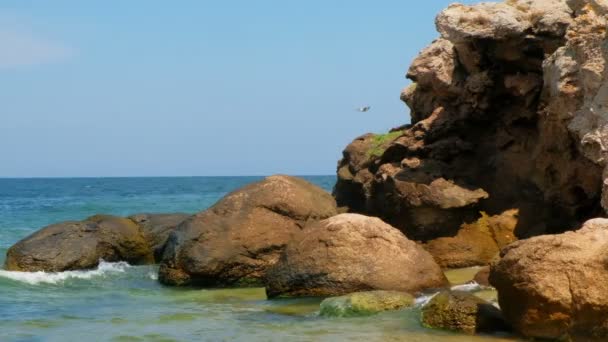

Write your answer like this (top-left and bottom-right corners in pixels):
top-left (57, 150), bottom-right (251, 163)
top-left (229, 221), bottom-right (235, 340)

top-left (0, 174), bottom-right (336, 180)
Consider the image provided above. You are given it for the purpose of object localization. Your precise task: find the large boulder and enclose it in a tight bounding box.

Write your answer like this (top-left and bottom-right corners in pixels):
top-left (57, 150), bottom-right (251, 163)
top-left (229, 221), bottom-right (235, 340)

top-left (4, 215), bottom-right (155, 272)
top-left (319, 291), bottom-right (414, 317)
top-left (334, 0), bottom-right (603, 244)
top-left (423, 210), bottom-right (517, 268)
top-left (158, 175), bottom-right (338, 286)
top-left (490, 218), bottom-right (608, 340)
top-left (421, 291), bottom-right (509, 334)
top-left (264, 213), bottom-right (448, 298)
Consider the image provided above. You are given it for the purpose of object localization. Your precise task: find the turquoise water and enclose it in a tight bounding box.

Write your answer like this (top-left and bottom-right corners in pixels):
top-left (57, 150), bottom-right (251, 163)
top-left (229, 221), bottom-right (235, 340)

top-left (0, 177), bottom-right (517, 341)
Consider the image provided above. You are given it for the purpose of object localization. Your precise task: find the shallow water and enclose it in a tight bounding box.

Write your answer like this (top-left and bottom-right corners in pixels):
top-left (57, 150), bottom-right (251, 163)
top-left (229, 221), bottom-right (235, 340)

top-left (0, 177), bottom-right (519, 341)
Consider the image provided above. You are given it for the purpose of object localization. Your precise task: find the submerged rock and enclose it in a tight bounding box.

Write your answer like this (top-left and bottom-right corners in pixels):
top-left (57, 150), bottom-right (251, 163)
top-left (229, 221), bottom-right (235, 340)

top-left (333, 0), bottom-right (603, 245)
top-left (421, 291), bottom-right (509, 335)
top-left (490, 218), bottom-right (608, 340)
top-left (423, 210), bottom-right (517, 268)
top-left (5, 215), bottom-right (155, 272)
top-left (158, 175), bottom-right (338, 287)
top-left (319, 291), bottom-right (414, 317)
top-left (264, 214), bottom-right (448, 298)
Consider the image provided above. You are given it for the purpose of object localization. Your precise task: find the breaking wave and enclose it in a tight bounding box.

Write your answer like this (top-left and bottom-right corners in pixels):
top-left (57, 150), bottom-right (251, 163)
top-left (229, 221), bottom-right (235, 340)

top-left (0, 260), bottom-right (131, 285)
top-left (415, 281), bottom-right (484, 307)
top-left (450, 281), bottom-right (482, 292)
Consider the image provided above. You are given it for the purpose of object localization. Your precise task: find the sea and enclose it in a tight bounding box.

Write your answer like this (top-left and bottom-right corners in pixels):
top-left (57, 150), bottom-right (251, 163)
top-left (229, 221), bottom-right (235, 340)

top-left (0, 176), bottom-right (518, 341)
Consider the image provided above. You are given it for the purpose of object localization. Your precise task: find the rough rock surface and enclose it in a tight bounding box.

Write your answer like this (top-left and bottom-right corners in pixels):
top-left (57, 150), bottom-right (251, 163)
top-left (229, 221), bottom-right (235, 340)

top-left (158, 175), bottom-right (338, 287)
top-left (473, 266), bottom-right (491, 287)
top-left (421, 291), bottom-right (509, 334)
top-left (5, 215), bottom-right (155, 272)
top-left (264, 214), bottom-right (448, 298)
top-left (334, 0), bottom-right (605, 242)
top-left (319, 291), bottom-right (414, 317)
top-left (128, 213), bottom-right (190, 261)
top-left (490, 218), bottom-right (608, 340)
top-left (423, 210), bottom-right (517, 268)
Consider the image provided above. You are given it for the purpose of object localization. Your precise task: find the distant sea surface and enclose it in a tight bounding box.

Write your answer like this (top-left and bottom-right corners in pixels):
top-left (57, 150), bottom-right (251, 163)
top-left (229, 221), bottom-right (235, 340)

top-left (0, 176), bottom-right (515, 342)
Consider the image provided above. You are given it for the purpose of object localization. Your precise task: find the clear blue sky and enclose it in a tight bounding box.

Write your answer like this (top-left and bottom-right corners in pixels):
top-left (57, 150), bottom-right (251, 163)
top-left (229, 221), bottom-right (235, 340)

top-left (0, 1), bottom-right (473, 177)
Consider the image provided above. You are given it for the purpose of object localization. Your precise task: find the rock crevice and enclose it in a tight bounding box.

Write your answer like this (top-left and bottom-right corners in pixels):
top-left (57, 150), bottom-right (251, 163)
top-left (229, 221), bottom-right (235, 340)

top-left (334, 0), bottom-right (605, 242)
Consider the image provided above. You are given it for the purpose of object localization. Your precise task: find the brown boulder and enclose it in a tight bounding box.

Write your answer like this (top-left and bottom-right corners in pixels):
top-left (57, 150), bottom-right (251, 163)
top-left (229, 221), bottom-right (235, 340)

top-left (158, 175), bottom-right (338, 287)
top-left (4, 215), bottom-right (154, 272)
top-left (423, 210), bottom-right (518, 268)
top-left (264, 213), bottom-right (448, 298)
top-left (490, 218), bottom-right (608, 340)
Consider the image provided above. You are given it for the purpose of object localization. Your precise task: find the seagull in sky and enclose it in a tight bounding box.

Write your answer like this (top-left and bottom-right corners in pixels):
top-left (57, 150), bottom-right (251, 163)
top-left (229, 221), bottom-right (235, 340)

top-left (357, 106), bottom-right (371, 112)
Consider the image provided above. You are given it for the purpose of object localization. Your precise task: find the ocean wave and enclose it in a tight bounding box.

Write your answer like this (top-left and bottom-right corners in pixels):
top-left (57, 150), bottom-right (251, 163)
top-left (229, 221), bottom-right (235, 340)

top-left (414, 292), bottom-right (438, 307)
top-left (414, 281), bottom-right (484, 307)
top-left (0, 260), bottom-right (131, 285)
top-left (450, 281), bottom-right (482, 292)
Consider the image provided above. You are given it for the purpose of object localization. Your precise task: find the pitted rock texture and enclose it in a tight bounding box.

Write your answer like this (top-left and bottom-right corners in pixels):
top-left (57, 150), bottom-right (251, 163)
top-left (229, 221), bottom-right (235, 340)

top-left (334, 0), bottom-right (605, 242)
top-left (158, 175), bottom-right (338, 287)
top-left (264, 214), bottom-right (448, 298)
top-left (490, 218), bottom-right (608, 340)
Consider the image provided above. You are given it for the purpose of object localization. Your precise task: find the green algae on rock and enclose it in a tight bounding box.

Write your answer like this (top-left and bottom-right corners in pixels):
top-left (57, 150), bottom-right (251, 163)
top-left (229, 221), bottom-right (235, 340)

top-left (422, 291), bottom-right (509, 335)
top-left (320, 291), bottom-right (414, 317)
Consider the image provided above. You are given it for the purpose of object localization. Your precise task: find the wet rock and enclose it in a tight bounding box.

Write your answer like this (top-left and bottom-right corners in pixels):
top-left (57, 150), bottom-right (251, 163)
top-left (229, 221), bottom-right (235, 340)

top-left (421, 291), bottom-right (509, 334)
top-left (5, 215), bottom-right (154, 272)
top-left (128, 213), bottom-right (190, 261)
top-left (319, 291), bottom-right (414, 317)
top-left (264, 214), bottom-right (448, 298)
top-left (490, 218), bottom-right (608, 340)
top-left (423, 210), bottom-right (517, 268)
top-left (158, 175), bottom-right (337, 287)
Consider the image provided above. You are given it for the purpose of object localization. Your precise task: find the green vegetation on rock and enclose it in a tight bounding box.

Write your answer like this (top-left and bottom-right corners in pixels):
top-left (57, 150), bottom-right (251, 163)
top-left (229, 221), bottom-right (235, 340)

top-left (421, 291), bottom-right (508, 334)
top-left (319, 291), bottom-right (414, 317)
top-left (367, 131), bottom-right (403, 158)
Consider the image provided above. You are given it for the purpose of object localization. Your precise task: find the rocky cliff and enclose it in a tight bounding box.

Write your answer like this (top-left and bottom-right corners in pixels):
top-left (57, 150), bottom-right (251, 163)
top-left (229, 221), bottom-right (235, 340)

top-left (334, 0), bottom-right (608, 242)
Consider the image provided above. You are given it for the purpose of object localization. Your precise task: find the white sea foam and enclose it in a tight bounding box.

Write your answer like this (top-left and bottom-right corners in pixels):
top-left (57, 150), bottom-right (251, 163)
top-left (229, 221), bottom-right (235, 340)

top-left (450, 281), bottom-right (481, 292)
top-left (148, 271), bottom-right (158, 280)
top-left (0, 260), bottom-right (131, 285)
top-left (415, 281), bottom-right (484, 307)
top-left (415, 292), bottom-right (438, 307)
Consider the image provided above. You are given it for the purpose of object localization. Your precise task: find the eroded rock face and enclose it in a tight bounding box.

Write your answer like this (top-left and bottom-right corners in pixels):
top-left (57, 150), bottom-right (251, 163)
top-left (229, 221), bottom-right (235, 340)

top-left (423, 210), bottom-right (517, 268)
top-left (334, 0), bottom-right (605, 242)
top-left (5, 215), bottom-right (155, 272)
top-left (158, 175), bottom-right (338, 287)
top-left (264, 214), bottom-right (448, 298)
top-left (490, 218), bottom-right (608, 340)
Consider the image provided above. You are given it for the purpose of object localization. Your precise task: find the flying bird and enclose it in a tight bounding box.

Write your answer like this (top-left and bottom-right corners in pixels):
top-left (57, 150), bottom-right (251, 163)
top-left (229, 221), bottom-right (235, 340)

top-left (357, 106), bottom-right (371, 112)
